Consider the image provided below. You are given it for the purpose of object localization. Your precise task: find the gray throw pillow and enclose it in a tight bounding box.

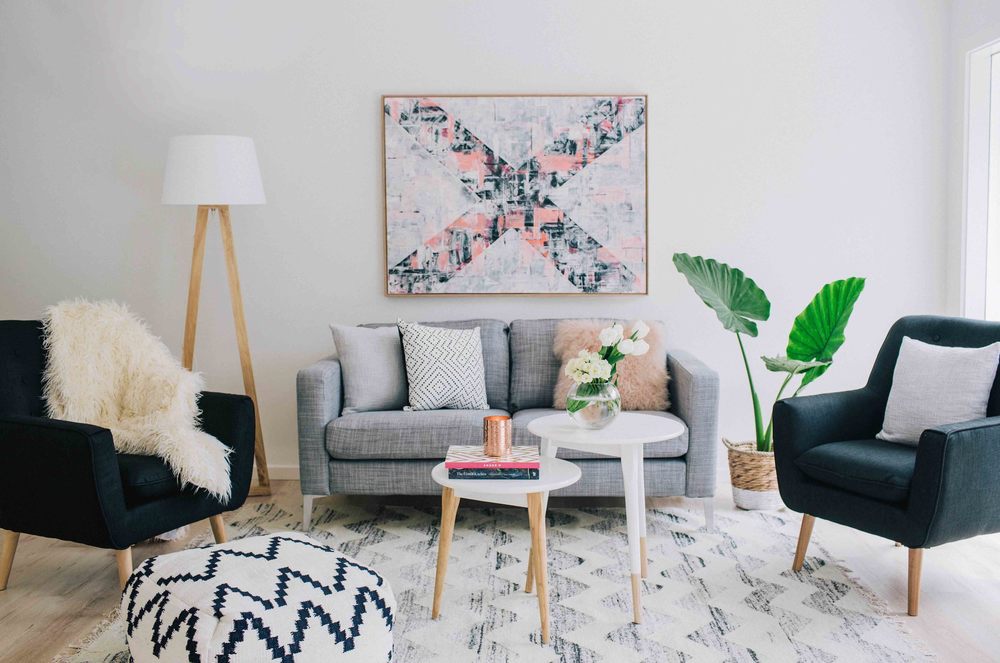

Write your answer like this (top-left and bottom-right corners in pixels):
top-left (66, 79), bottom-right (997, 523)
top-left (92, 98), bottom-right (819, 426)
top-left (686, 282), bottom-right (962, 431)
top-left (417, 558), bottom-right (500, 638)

top-left (397, 320), bottom-right (489, 410)
top-left (877, 336), bottom-right (1000, 445)
top-left (329, 324), bottom-right (408, 414)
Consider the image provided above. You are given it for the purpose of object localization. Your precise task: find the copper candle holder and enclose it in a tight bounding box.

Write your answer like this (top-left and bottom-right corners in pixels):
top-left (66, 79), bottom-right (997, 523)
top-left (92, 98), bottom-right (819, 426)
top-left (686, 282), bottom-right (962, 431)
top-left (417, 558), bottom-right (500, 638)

top-left (483, 415), bottom-right (513, 457)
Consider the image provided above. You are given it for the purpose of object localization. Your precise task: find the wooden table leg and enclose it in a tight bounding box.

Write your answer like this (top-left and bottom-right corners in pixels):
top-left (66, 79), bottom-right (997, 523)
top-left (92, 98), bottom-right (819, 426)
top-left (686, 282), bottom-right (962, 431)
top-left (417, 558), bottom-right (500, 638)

top-left (621, 447), bottom-right (643, 623)
top-left (525, 541), bottom-right (535, 594)
top-left (432, 487), bottom-right (460, 619)
top-left (527, 492), bottom-right (549, 644)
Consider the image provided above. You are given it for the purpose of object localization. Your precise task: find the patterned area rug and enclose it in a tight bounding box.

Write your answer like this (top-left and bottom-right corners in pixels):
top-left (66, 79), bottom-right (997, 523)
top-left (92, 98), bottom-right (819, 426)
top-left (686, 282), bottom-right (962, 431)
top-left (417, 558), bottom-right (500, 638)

top-left (62, 501), bottom-right (931, 662)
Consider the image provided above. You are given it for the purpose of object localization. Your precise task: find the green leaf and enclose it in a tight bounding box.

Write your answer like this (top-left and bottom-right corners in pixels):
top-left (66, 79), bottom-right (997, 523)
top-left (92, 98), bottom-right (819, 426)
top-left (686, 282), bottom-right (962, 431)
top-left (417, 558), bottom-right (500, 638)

top-left (761, 355), bottom-right (830, 375)
top-left (786, 277), bottom-right (866, 387)
top-left (672, 253), bottom-right (771, 337)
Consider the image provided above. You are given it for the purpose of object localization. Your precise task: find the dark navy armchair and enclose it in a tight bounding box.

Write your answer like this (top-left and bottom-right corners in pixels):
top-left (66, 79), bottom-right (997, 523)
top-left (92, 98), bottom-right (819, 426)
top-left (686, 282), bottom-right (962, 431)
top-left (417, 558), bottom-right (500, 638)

top-left (774, 315), bottom-right (1000, 616)
top-left (0, 320), bottom-right (256, 589)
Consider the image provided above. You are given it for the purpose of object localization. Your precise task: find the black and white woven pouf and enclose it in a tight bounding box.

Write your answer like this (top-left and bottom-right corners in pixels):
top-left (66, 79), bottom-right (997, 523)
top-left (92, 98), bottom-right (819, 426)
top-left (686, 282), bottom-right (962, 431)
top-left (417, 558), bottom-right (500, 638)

top-left (121, 532), bottom-right (395, 662)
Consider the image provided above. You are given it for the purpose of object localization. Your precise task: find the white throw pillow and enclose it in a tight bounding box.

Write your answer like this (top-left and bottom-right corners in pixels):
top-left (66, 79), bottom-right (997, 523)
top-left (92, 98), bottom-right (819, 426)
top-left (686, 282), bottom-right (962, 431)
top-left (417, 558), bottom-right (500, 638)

top-left (877, 336), bottom-right (1000, 445)
top-left (329, 324), bottom-right (408, 413)
top-left (397, 320), bottom-right (489, 410)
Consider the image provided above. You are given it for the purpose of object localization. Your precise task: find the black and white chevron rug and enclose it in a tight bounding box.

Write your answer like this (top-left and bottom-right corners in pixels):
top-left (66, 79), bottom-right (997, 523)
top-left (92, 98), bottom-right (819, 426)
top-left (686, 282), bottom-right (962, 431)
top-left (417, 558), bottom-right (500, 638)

top-left (62, 501), bottom-right (932, 662)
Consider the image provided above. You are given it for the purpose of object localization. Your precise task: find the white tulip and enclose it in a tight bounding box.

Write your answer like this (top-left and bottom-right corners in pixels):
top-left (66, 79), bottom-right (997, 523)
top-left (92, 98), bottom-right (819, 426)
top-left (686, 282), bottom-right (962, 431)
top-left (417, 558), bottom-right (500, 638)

top-left (599, 323), bottom-right (624, 347)
top-left (631, 339), bottom-right (650, 356)
top-left (631, 320), bottom-right (650, 340)
top-left (618, 338), bottom-right (636, 355)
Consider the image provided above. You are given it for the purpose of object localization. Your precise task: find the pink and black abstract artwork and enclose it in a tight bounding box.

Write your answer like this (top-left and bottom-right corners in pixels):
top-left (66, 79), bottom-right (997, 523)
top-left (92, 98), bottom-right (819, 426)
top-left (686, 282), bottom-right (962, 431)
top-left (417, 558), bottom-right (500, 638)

top-left (383, 95), bottom-right (647, 294)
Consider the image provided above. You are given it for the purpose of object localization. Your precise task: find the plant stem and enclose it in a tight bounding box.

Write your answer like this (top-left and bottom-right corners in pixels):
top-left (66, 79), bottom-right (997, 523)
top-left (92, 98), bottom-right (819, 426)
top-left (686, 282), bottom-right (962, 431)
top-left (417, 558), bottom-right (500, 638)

top-left (736, 332), bottom-right (765, 449)
top-left (790, 378), bottom-right (809, 398)
top-left (762, 371), bottom-right (795, 450)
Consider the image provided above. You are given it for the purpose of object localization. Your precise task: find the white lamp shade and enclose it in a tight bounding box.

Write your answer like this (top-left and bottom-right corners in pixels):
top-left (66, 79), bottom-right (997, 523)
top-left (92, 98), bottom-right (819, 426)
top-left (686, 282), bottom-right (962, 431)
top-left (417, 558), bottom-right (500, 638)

top-left (161, 135), bottom-right (266, 205)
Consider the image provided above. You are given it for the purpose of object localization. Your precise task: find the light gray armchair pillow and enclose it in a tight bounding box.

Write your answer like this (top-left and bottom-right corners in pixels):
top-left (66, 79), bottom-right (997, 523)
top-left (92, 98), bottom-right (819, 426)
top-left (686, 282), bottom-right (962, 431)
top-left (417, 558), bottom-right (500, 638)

top-left (877, 336), bottom-right (1000, 444)
top-left (329, 324), bottom-right (408, 414)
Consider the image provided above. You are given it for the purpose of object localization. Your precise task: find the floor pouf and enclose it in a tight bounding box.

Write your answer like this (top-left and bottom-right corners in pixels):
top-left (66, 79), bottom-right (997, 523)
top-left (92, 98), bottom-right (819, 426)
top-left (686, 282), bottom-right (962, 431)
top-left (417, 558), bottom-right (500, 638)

top-left (122, 531), bottom-right (395, 662)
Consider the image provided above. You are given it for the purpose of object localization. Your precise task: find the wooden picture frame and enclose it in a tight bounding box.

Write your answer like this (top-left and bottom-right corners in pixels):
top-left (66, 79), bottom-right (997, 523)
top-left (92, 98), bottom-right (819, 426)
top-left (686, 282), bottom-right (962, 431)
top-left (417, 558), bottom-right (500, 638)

top-left (382, 94), bottom-right (649, 296)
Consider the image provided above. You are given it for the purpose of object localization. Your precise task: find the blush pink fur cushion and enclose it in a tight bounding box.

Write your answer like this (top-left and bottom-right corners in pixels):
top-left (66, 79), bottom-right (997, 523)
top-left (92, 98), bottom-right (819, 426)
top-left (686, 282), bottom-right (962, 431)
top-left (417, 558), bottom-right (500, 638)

top-left (552, 320), bottom-right (670, 411)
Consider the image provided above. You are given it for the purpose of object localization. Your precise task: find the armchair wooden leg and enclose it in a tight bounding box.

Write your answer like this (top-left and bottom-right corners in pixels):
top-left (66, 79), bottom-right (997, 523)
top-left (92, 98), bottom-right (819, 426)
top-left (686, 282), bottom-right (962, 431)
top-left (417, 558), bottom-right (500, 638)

top-left (792, 514), bottom-right (815, 571)
top-left (0, 530), bottom-right (19, 591)
top-left (116, 548), bottom-right (133, 590)
top-left (209, 515), bottom-right (228, 544)
top-left (908, 548), bottom-right (923, 616)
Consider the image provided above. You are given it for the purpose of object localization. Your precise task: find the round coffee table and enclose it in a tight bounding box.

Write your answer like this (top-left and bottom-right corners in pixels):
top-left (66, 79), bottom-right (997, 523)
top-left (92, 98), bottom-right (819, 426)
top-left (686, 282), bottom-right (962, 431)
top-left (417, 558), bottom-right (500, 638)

top-left (527, 412), bottom-right (687, 624)
top-left (430, 456), bottom-right (580, 645)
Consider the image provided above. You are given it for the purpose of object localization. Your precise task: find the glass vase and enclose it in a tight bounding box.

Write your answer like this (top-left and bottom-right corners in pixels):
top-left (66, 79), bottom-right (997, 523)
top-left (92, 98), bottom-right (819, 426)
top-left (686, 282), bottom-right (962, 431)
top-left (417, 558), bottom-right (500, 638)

top-left (566, 381), bottom-right (621, 429)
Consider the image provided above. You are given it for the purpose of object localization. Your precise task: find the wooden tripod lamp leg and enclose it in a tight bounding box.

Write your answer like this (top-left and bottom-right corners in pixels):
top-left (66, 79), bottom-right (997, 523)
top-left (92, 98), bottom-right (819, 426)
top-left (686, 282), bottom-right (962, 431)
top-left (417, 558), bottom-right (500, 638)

top-left (181, 206), bottom-right (210, 371)
top-left (218, 206), bottom-right (270, 494)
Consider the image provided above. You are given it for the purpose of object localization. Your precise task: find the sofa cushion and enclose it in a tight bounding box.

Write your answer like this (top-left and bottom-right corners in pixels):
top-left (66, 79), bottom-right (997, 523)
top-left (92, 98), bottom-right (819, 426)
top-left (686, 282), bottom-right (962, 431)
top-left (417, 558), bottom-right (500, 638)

top-left (509, 320), bottom-right (564, 411)
top-left (330, 324), bottom-right (408, 413)
top-left (118, 453), bottom-right (181, 506)
top-left (512, 409), bottom-right (689, 459)
top-left (795, 439), bottom-right (916, 504)
top-left (326, 409), bottom-right (511, 460)
top-left (363, 319), bottom-right (509, 411)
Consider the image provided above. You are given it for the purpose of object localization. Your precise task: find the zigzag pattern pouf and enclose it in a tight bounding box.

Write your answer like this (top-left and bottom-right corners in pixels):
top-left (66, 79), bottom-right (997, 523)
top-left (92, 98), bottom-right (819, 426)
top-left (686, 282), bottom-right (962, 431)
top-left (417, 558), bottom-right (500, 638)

top-left (121, 532), bottom-right (395, 662)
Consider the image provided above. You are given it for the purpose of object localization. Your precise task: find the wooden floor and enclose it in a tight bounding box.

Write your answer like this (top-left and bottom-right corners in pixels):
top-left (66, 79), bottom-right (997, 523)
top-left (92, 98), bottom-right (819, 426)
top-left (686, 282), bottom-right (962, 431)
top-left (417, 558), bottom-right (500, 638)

top-left (1, 479), bottom-right (998, 661)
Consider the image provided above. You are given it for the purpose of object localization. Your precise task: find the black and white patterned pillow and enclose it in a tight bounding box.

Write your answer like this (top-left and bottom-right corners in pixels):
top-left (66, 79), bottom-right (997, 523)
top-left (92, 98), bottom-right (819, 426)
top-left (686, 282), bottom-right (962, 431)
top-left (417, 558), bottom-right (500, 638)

top-left (397, 320), bottom-right (489, 410)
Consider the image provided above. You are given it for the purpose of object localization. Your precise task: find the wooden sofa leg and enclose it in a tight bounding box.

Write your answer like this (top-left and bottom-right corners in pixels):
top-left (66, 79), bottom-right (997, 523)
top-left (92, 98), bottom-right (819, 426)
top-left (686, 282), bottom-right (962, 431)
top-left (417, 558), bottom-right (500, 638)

top-left (908, 548), bottom-right (923, 616)
top-left (116, 548), bottom-right (133, 589)
top-left (209, 515), bottom-right (228, 544)
top-left (792, 514), bottom-right (815, 571)
top-left (0, 530), bottom-right (20, 590)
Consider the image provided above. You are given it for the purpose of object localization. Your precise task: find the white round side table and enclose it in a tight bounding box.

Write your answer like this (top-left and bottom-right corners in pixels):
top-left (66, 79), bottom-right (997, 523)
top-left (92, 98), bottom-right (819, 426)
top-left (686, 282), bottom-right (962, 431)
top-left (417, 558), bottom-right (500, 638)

top-left (526, 412), bottom-right (687, 624)
top-left (430, 456), bottom-right (581, 645)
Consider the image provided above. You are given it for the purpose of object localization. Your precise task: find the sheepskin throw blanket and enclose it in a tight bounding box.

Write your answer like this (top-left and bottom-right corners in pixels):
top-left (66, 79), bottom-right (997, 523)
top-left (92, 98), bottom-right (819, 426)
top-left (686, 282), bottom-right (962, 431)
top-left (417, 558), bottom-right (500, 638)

top-left (43, 300), bottom-right (231, 501)
top-left (552, 319), bottom-right (670, 411)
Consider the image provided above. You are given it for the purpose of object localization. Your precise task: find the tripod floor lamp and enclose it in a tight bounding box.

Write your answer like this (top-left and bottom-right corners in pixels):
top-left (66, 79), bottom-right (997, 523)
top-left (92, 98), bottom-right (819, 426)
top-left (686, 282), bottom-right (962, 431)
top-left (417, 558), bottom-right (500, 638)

top-left (162, 135), bottom-right (270, 495)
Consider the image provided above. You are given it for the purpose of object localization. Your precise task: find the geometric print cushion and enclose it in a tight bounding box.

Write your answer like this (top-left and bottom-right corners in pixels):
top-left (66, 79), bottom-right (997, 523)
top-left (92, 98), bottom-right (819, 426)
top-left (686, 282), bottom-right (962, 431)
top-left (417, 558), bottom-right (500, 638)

top-left (397, 320), bottom-right (489, 410)
top-left (121, 532), bottom-right (395, 663)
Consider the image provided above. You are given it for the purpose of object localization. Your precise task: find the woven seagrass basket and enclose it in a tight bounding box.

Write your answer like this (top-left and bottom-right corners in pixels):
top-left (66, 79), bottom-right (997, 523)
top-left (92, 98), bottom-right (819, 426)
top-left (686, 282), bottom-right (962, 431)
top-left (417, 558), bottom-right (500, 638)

top-left (724, 439), bottom-right (782, 510)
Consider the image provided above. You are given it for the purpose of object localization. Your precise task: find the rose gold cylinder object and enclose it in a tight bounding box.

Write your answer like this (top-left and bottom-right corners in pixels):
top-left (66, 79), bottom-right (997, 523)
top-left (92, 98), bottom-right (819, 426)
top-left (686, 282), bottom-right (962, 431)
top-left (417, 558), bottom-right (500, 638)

top-left (483, 415), bottom-right (513, 457)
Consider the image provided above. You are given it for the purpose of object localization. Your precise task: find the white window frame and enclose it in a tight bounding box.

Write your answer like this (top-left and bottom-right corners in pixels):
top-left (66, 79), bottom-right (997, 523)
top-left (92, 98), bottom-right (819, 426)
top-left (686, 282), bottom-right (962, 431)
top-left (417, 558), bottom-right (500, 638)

top-left (962, 37), bottom-right (1000, 318)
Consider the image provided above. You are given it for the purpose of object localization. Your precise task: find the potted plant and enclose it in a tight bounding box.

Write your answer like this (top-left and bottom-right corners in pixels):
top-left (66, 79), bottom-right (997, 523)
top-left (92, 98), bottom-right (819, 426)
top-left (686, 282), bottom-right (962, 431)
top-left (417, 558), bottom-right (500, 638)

top-left (672, 253), bottom-right (865, 509)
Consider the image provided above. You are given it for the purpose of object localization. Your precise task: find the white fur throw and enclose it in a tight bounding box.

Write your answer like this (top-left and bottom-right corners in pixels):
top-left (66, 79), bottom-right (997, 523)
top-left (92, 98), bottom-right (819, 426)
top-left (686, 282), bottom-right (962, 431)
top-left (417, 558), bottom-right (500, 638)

top-left (42, 300), bottom-right (231, 501)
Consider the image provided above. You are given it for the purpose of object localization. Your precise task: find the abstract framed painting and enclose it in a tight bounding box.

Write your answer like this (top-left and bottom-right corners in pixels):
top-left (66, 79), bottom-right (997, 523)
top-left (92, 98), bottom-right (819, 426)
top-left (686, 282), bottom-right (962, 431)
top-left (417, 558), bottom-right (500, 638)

top-left (383, 94), bottom-right (648, 295)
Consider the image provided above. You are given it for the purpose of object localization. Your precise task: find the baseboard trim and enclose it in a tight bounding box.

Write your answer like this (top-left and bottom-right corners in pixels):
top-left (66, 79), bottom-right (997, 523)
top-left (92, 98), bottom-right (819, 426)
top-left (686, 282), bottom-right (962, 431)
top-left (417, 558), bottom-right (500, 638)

top-left (267, 465), bottom-right (301, 481)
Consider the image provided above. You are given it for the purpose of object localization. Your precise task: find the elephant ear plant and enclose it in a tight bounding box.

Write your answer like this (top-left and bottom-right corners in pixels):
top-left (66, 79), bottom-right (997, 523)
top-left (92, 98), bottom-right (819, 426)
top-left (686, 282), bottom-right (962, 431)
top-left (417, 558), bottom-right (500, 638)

top-left (672, 253), bottom-right (865, 452)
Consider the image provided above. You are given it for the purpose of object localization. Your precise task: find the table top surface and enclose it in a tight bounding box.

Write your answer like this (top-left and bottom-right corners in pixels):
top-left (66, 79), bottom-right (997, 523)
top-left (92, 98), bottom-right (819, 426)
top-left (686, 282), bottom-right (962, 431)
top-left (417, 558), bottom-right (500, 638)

top-left (431, 456), bottom-right (581, 494)
top-left (526, 412), bottom-right (687, 445)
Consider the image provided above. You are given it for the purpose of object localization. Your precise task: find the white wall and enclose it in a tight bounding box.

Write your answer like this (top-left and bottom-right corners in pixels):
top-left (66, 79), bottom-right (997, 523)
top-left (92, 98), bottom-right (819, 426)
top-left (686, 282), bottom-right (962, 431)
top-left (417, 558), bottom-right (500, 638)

top-left (0, 1), bottom-right (951, 473)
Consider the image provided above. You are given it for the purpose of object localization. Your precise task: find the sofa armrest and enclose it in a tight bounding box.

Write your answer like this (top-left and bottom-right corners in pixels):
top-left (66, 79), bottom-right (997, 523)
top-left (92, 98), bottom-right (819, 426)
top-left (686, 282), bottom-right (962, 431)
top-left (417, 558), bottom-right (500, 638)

top-left (0, 415), bottom-right (130, 549)
top-left (197, 391), bottom-right (256, 510)
top-left (296, 356), bottom-right (342, 495)
top-left (907, 417), bottom-right (1000, 547)
top-left (667, 349), bottom-right (719, 497)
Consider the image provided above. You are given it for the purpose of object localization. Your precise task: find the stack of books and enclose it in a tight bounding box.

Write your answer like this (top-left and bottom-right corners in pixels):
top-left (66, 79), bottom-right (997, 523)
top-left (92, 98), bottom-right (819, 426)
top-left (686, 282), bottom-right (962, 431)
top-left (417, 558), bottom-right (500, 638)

top-left (445, 445), bottom-right (540, 480)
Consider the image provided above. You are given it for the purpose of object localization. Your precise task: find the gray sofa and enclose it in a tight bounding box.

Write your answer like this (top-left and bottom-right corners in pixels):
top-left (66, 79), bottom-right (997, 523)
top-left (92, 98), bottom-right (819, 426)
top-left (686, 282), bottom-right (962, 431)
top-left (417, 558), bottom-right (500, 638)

top-left (297, 319), bottom-right (719, 527)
